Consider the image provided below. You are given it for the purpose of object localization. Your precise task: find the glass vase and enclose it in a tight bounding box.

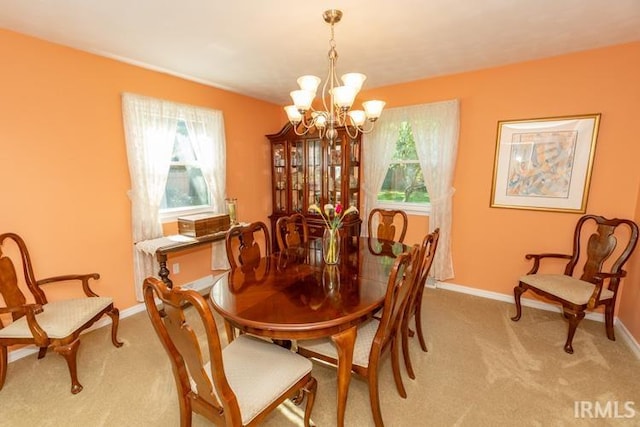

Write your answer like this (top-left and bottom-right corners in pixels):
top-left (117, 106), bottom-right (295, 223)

top-left (225, 198), bottom-right (238, 224)
top-left (322, 227), bottom-right (341, 264)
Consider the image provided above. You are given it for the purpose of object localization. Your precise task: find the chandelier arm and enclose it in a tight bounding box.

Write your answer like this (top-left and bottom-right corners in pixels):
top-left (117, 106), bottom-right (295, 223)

top-left (344, 124), bottom-right (359, 139)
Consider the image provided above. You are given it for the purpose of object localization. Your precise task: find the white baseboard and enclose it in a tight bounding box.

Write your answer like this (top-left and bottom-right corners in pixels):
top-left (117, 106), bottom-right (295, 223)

top-left (9, 277), bottom-right (639, 362)
top-left (434, 281), bottom-right (640, 359)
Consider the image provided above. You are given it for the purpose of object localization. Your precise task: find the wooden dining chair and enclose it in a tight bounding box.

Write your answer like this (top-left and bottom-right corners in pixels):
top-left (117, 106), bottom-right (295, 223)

top-left (143, 277), bottom-right (317, 427)
top-left (511, 215), bottom-right (638, 354)
top-left (400, 228), bottom-right (440, 380)
top-left (0, 232), bottom-right (122, 394)
top-left (275, 213), bottom-right (309, 252)
top-left (225, 221), bottom-right (271, 269)
top-left (368, 208), bottom-right (408, 243)
top-left (297, 246), bottom-right (418, 427)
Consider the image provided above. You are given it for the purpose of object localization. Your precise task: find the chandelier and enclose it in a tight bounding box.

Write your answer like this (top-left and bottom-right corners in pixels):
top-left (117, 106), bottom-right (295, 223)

top-left (284, 9), bottom-right (385, 142)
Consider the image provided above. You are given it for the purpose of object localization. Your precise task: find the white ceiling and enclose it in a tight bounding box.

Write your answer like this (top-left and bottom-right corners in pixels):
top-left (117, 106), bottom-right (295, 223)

top-left (1, 0), bottom-right (639, 105)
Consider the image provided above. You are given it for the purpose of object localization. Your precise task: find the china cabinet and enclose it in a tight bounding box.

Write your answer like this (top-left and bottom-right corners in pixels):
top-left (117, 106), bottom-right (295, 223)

top-left (266, 123), bottom-right (362, 249)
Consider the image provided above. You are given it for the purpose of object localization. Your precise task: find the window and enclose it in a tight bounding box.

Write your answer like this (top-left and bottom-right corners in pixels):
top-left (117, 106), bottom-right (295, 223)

top-left (160, 120), bottom-right (211, 216)
top-left (122, 93), bottom-right (226, 300)
top-left (377, 122), bottom-right (430, 214)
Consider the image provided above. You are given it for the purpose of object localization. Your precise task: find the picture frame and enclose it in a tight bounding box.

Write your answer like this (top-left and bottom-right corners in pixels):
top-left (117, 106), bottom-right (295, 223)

top-left (490, 114), bottom-right (601, 213)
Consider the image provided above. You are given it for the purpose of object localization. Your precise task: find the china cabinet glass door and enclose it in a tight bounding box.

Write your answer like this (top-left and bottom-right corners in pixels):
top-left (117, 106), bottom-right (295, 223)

top-left (327, 140), bottom-right (342, 205)
top-left (289, 141), bottom-right (304, 212)
top-left (347, 136), bottom-right (360, 208)
top-left (273, 143), bottom-right (287, 212)
top-left (307, 139), bottom-right (322, 208)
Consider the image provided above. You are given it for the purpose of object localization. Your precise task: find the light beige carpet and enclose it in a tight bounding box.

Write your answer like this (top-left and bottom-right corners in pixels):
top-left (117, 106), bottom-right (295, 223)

top-left (1, 288), bottom-right (639, 426)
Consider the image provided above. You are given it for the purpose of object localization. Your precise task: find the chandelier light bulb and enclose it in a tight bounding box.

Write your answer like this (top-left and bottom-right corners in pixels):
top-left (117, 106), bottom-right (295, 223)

top-left (363, 100), bottom-right (386, 120)
top-left (285, 105), bottom-right (303, 123)
top-left (341, 73), bottom-right (366, 92)
top-left (331, 86), bottom-right (356, 109)
top-left (290, 89), bottom-right (314, 111)
top-left (297, 75), bottom-right (322, 94)
top-left (347, 110), bottom-right (366, 126)
top-left (312, 112), bottom-right (328, 128)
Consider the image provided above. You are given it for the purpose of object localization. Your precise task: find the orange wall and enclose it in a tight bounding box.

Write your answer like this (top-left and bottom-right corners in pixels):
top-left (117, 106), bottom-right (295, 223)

top-left (363, 42), bottom-right (640, 341)
top-left (2, 27), bottom-right (640, 344)
top-left (0, 29), bottom-right (281, 309)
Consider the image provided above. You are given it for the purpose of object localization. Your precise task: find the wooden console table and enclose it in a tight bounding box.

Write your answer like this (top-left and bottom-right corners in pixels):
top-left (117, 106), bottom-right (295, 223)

top-left (135, 232), bottom-right (227, 288)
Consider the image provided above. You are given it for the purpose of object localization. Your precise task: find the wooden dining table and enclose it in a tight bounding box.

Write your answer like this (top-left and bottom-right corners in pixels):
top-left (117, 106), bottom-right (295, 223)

top-left (209, 236), bottom-right (408, 426)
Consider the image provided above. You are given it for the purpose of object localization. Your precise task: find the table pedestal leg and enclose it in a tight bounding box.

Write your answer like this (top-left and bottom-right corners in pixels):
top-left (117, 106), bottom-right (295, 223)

top-left (331, 326), bottom-right (357, 427)
top-left (157, 254), bottom-right (173, 288)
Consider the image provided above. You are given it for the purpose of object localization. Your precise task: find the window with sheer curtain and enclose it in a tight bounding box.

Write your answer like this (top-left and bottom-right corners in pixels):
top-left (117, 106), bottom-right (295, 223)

top-left (363, 99), bottom-right (459, 281)
top-left (122, 93), bottom-right (227, 301)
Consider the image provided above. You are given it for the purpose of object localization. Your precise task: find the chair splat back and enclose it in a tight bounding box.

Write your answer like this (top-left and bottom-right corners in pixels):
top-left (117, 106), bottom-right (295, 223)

top-left (225, 222), bottom-right (271, 269)
top-left (276, 213), bottom-right (309, 251)
top-left (368, 209), bottom-right (408, 243)
top-left (569, 215), bottom-right (638, 289)
top-left (0, 233), bottom-right (46, 308)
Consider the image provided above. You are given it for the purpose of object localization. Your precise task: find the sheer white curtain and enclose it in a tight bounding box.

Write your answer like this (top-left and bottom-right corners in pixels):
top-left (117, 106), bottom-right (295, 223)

top-left (122, 93), bottom-right (227, 300)
top-left (182, 109), bottom-right (229, 270)
top-left (362, 114), bottom-right (399, 230)
top-left (363, 99), bottom-right (460, 280)
top-left (410, 99), bottom-right (460, 280)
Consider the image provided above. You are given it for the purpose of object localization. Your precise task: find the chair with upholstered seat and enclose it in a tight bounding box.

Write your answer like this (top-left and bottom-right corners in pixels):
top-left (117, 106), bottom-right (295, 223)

top-left (297, 247), bottom-right (417, 427)
top-left (143, 277), bottom-right (317, 427)
top-left (401, 228), bottom-right (439, 379)
top-left (275, 213), bottom-right (309, 252)
top-left (368, 208), bottom-right (408, 243)
top-left (511, 215), bottom-right (638, 354)
top-left (0, 232), bottom-right (122, 394)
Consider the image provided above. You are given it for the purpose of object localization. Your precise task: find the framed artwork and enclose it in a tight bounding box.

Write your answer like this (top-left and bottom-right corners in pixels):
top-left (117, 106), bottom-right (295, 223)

top-left (490, 114), bottom-right (601, 213)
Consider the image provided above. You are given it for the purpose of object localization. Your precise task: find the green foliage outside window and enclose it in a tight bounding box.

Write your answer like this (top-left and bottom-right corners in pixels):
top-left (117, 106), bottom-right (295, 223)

top-left (377, 122), bottom-right (430, 203)
top-left (161, 121), bottom-right (210, 210)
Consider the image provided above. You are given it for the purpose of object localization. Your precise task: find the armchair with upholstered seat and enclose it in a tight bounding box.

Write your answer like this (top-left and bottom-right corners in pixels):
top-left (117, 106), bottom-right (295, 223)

top-left (511, 215), bottom-right (638, 354)
top-left (0, 233), bottom-right (122, 394)
top-left (143, 276), bottom-right (317, 427)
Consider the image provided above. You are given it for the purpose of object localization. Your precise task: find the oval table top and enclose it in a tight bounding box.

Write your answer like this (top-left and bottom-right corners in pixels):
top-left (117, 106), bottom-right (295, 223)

top-left (209, 236), bottom-right (409, 340)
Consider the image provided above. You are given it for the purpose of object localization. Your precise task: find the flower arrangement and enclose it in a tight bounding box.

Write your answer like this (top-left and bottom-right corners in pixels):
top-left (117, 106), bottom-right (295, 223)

top-left (309, 203), bottom-right (358, 264)
top-left (309, 203), bottom-right (358, 231)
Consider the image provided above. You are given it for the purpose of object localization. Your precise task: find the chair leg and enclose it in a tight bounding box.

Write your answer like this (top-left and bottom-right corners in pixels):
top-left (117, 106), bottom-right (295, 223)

top-left (367, 359), bottom-right (385, 427)
top-left (414, 301), bottom-right (428, 352)
top-left (0, 346), bottom-right (6, 390)
top-left (511, 285), bottom-right (526, 321)
top-left (302, 376), bottom-right (317, 427)
top-left (563, 309), bottom-right (585, 354)
top-left (401, 315), bottom-right (416, 380)
top-left (604, 302), bottom-right (616, 341)
top-left (391, 336), bottom-right (407, 399)
top-left (37, 346), bottom-right (48, 359)
top-left (178, 394), bottom-right (192, 427)
top-left (54, 339), bottom-right (83, 394)
top-left (107, 307), bottom-right (124, 348)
